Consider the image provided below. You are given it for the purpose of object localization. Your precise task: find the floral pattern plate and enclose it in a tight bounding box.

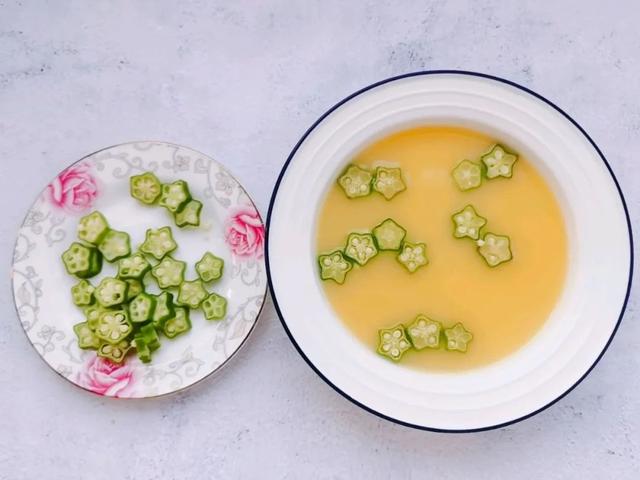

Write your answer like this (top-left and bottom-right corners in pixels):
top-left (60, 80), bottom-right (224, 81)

top-left (12, 142), bottom-right (267, 398)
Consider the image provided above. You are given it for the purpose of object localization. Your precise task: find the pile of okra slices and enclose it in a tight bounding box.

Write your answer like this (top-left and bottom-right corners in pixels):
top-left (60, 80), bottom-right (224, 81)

top-left (62, 172), bottom-right (226, 364)
top-left (317, 143), bottom-right (518, 362)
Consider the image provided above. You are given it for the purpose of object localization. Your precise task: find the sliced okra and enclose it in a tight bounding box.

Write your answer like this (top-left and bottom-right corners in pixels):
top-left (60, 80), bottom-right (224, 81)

top-left (373, 166), bottom-right (406, 200)
top-left (158, 180), bottom-right (191, 213)
top-left (406, 315), bottom-right (442, 350)
top-left (124, 278), bottom-right (144, 301)
top-left (62, 242), bottom-right (101, 278)
top-left (452, 205), bottom-right (487, 241)
top-left (444, 323), bottom-right (473, 352)
top-left (130, 171), bottom-right (162, 204)
top-left (377, 324), bottom-right (411, 362)
top-left (98, 229), bottom-right (131, 262)
top-left (396, 242), bottom-right (428, 273)
top-left (84, 305), bottom-right (105, 331)
top-left (337, 165), bottom-right (373, 198)
top-left (477, 233), bottom-right (512, 267)
top-left (372, 218), bottom-right (406, 251)
top-left (201, 293), bottom-right (227, 320)
top-left (71, 279), bottom-right (95, 306)
top-left (73, 322), bottom-right (101, 350)
top-left (343, 232), bottom-right (378, 266)
top-left (129, 293), bottom-right (157, 323)
top-left (77, 211), bottom-right (110, 245)
top-left (140, 226), bottom-right (177, 260)
top-left (98, 339), bottom-right (131, 363)
top-left (152, 291), bottom-right (175, 329)
top-left (163, 307), bottom-right (191, 339)
top-left (135, 337), bottom-right (152, 364)
top-left (481, 144), bottom-right (517, 179)
top-left (94, 277), bottom-right (129, 308)
top-left (95, 309), bottom-right (132, 344)
top-left (318, 250), bottom-right (352, 284)
top-left (452, 159), bottom-right (483, 191)
top-left (174, 199), bottom-right (202, 228)
top-left (151, 256), bottom-right (185, 289)
top-left (117, 253), bottom-right (151, 280)
top-left (177, 280), bottom-right (208, 309)
top-left (138, 323), bottom-right (161, 351)
top-left (195, 252), bottom-right (224, 283)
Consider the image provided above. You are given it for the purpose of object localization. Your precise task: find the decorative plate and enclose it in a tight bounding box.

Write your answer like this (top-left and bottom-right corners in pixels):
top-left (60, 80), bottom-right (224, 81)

top-left (12, 141), bottom-right (267, 398)
top-left (267, 71), bottom-right (633, 431)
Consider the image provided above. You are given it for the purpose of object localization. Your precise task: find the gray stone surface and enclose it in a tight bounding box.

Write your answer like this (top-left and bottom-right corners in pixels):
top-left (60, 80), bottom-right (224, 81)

top-left (0, 1), bottom-right (638, 478)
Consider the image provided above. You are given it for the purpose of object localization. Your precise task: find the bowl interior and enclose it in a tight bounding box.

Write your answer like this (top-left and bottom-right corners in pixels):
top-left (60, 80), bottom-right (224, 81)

top-left (267, 73), bottom-right (631, 430)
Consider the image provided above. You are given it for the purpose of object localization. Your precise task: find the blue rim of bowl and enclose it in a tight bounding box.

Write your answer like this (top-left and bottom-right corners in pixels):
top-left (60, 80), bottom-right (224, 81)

top-left (265, 70), bottom-right (634, 433)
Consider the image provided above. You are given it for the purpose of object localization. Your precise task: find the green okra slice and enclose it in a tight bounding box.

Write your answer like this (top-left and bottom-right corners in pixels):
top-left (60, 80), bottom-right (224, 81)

top-left (444, 323), bottom-right (473, 352)
top-left (95, 309), bottom-right (132, 344)
top-left (158, 180), bottom-right (191, 213)
top-left (396, 242), bottom-right (428, 273)
top-left (195, 252), bottom-right (224, 283)
top-left (94, 277), bottom-right (129, 308)
top-left (318, 250), bottom-right (352, 284)
top-left (140, 226), bottom-right (177, 260)
top-left (372, 218), bottom-right (406, 251)
top-left (98, 229), bottom-right (131, 262)
top-left (152, 291), bottom-right (175, 329)
top-left (343, 232), bottom-right (378, 266)
top-left (117, 253), bottom-right (151, 280)
top-left (129, 293), bottom-right (157, 323)
top-left (406, 315), bottom-right (442, 350)
top-left (124, 278), bottom-right (144, 301)
top-left (151, 256), bottom-right (185, 289)
top-left (84, 305), bottom-right (106, 331)
top-left (372, 166), bottom-right (406, 200)
top-left (130, 171), bottom-right (162, 205)
top-left (73, 322), bottom-right (101, 350)
top-left (163, 307), bottom-right (191, 339)
top-left (71, 280), bottom-right (95, 306)
top-left (377, 324), bottom-right (411, 362)
top-left (481, 144), bottom-right (517, 179)
top-left (61, 242), bottom-right (101, 278)
top-left (98, 339), bottom-right (131, 363)
top-left (337, 165), bottom-right (373, 198)
top-left (201, 293), bottom-right (227, 320)
top-left (174, 199), bottom-right (202, 228)
top-left (452, 159), bottom-right (482, 191)
top-left (477, 233), bottom-right (512, 267)
top-left (177, 280), bottom-right (208, 309)
top-left (452, 205), bottom-right (487, 241)
top-left (77, 211), bottom-right (110, 245)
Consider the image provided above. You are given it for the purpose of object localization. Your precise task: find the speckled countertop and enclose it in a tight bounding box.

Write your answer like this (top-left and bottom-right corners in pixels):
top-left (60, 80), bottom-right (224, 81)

top-left (0, 1), bottom-right (638, 478)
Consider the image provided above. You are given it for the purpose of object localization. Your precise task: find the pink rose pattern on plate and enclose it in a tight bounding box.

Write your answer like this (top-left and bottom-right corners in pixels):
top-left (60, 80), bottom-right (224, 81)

top-left (46, 162), bottom-right (99, 214)
top-left (76, 355), bottom-right (136, 397)
top-left (225, 205), bottom-right (265, 258)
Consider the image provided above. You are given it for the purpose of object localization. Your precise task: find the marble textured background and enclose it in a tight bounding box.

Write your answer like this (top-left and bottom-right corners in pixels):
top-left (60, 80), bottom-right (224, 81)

top-left (0, 1), bottom-right (638, 478)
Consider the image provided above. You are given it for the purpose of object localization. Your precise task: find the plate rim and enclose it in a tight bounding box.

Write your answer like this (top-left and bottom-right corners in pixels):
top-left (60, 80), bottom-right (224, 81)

top-left (265, 70), bottom-right (634, 433)
top-left (11, 140), bottom-right (268, 400)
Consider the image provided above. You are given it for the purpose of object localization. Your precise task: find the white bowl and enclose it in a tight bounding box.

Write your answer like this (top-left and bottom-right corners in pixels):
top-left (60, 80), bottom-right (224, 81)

top-left (266, 71), bottom-right (633, 431)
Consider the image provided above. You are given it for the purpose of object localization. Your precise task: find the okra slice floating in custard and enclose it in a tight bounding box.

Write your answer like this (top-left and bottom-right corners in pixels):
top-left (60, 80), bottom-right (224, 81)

top-left (337, 165), bottom-right (373, 198)
top-left (318, 250), bottom-right (352, 284)
top-left (444, 323), bottom-right (473, 352)
top-left (396, 242), bottom-right (428, 273)
top-left (343, 232), bottom-right (378, 266)
top-left (406, 315), bottom-right (442, 350)
top-left (372, 166), bottom-right (406, 200)
top-left (377, 324), bottom-right (411, 362)
top-left (372, 218), bottom-right (406, 251)
top-left (452, 159), bottom-right (483, 191)
top-left (130, 171), bottom-right (162, 205)
top-left (452, 205), bottom-right (487, 241)
top-left (477, 233), bottom-right (512, 267)
top-left (481, 144), bottom-right (517, 179)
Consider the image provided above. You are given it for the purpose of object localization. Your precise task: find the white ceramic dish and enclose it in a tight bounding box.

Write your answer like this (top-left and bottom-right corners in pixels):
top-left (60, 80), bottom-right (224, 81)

top-left (12, 141), bottom-right (267, 398)
top-left (266, 71), bottom-right (633, 431)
